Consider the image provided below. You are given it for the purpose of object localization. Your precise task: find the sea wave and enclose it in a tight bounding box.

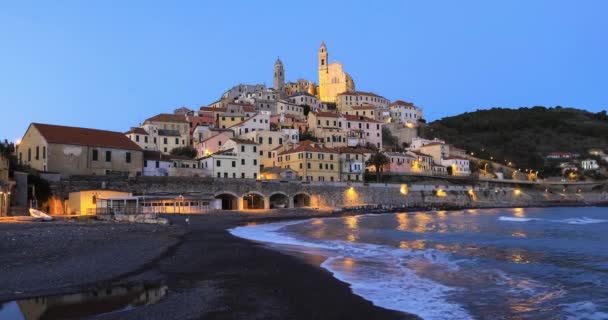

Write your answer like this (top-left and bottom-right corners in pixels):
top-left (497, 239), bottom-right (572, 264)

top-left (498, 216), bottom-right (541, 222)
top-left (553, 217), bottom-right (608, 225)
top-left (561, 301), bottom-right (608, 320)
top-left (229, 221), bottom-right (472, 319)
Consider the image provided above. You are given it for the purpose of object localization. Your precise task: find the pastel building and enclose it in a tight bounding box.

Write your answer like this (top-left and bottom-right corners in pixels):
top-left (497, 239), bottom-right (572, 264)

top-left (200, 139), bottom-right (260, 179)
top-left (18, 123), bottom-right (143, 177)
top-left (277, 140), bottom-right (340, 182)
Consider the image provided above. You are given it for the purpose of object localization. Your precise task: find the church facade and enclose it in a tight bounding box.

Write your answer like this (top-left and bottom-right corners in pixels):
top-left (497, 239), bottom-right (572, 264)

top-left (317, 42), bottom-right (355, 103)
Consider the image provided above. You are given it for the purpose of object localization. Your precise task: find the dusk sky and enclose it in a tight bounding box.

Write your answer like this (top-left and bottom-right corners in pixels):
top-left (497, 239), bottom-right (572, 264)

top-left (2, 1), bottom-right (607, 141)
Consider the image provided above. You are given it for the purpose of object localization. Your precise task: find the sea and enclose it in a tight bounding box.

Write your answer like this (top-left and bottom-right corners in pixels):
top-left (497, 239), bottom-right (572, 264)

top-left (230, 207), bottom-right (608, 320)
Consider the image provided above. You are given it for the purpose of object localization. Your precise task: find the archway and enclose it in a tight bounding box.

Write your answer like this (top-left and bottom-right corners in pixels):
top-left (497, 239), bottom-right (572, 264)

top-left (269, 192), bottom-right (289, 209)
top-left (293, 193), bottom-right (311, 208)
top-left (215, 192), bottom-right (239, 210)
top-left (243, 192), bottom-right (266, 210)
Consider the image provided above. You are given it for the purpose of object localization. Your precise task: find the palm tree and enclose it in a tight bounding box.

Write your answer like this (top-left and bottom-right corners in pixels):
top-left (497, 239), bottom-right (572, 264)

top-left (365, 151), bottom-right (389, 182)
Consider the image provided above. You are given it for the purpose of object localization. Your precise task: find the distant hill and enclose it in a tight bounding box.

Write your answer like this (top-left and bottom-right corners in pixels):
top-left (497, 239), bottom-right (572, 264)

top-left (420, 106), bottom-right (608, 171)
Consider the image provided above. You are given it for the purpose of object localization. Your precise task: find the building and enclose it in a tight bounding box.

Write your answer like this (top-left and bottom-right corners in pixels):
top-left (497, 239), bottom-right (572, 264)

top-left (273, 58), bottom-right (285, 94)
top-left (441, 157), bottom-right (471, 176)
top-left (388, 100), bottom-right (423, 127)
top-left (284, 79), bottom-right (317, 97)
top-left (288, 92), bottom-right (324, 111)
top-left (409, 137), bottom-right (446, 151)
top-left (406, 150), bottom-right (434, 174)
top-left (343, 105), bottom-right (377, 119)
top-left (276, 100), bottom-right (304, 116)
top-left (18, 123), bottom-right (143, 177)
top-left (216, 103), bottom-right (257, 129)
top-left (277, 140), bottom-right (339, 182)
top-left (241, 130), bottom-right (288, 170)
top-left (383, 152), bottom-right (417, 174)
top-left (260, 167), bottom-right (297, 181)
top-left (194, 133), bottom-right (232, 158)
top-left (200, 138), bottom-right (260, 179)
top-left (142, 114), bottom-right (190, 154)
top-left (336, 91), bottom-right (389, 112)
top-left (318, 42), bottom-right (355, 103)
top-left (341, 114), bottom-right (383, 149)
top-left (336, 147), bottom-right (370, 182)
top-left (67, 190), bottom-right (131, 215)
top-left (230, 112), bottom-right (271, 136)
top-left (580, 159), bottom-right (600, 170)
top-left (419, 142), bottom-right (450, 164)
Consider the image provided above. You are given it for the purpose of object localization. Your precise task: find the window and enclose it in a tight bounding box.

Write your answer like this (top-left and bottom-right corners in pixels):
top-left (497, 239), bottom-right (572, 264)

top-left (217, 172), bottom-right (221, 178)
top-left (163, 137), bottom-right (168, 144)
top-left (241, 159), bottom-right (245, 165)
top-left (224, 172), bottom-right (228, 178)
top-left (241, 172), bottom-right (245, 178)
top-left (268, 137), bottom-right (273, 144)
top-left (105, 151), bottom-right (112, 162)
top-left (232, 172), bottom-right (236, 178)
top-left (136, 135), bottom-right (140, 142)
top-left (153, 137), bottom-right (157, 144)
top-left (35, 146), bottom-right (39, 160)
top-left (156, 161), bottom-right (159, 168)
top-left (307, 163), bottom-right (311, 169)
top-left (253, 173), bottom-right (257, 179)
top-left (253, 146), bottom-right (257, 152)
top-left (144, 160), bottom-right (148, 167)
top-left (258, 137), bottom-right (263, 144)
top-left (126, 152), bottom-right (131, 163)
top-left (319, 163), bottom-right (323, 169)
top-left (145, 136), bottom-right (148, 143)
top-left (279, 138), bottom-right (283, 144)
top-left (42, 146), bottom-right (46, 159)
top-left (175, 138), bottom-right (179, 144)
top-left (232, 161), bottom-right (236, 167)
top-left (241, 145), bottom-right (245, 152)
top-left (216, 160), bottom-right (221, 167)
top-left (27, 148), bottom-right (31, 161)
top-left (253, 159), bottom-right (257, 165)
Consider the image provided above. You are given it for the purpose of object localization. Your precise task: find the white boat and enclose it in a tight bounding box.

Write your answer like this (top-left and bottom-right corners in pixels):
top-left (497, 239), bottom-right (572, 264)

top-left (29, 208), bottom-right (54, 221)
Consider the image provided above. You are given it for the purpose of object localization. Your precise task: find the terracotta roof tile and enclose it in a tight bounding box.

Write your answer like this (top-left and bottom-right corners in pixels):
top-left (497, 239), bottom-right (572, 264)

top-left (342, 114), bottom-right (381, 123)
top-left (279, 140), bottom-right (338, 156)
top-left (125, 127), bottom-right (148, 135)
top-left (313, 110), bottom-right (340, 118)
top-left (230, 138), bottom-right (258, 145)
top-left (146, 113), bottom-right (187, 123)
top-left (389, 100), bottom-right (415, 107)
top-left (32, 123), bottom-right (142, 151)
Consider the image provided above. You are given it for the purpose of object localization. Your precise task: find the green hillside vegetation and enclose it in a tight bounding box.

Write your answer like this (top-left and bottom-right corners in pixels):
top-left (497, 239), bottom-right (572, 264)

top-left (420, 106), bottom-right (608, 173)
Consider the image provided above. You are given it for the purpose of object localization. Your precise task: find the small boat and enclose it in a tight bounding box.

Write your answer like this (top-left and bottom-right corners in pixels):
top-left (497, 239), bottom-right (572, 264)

top-left (29, 208), bottom-right (54, 221)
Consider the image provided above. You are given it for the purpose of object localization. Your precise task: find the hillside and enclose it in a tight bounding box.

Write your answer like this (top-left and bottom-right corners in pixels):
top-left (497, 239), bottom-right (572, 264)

top-left (420, 106), bottom-right (608, 171)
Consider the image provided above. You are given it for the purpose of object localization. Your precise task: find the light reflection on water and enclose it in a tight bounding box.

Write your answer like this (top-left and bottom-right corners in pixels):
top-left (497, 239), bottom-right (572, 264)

top-left (282, 207), bottom-right (608, 319)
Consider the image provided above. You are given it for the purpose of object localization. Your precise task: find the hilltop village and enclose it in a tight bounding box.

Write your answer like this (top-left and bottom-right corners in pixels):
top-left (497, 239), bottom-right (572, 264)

top-left (14, 42), bottom-right (468, 184)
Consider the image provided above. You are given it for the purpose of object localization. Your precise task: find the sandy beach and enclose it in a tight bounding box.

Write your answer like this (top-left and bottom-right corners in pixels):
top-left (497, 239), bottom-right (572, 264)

top-left (0, 210), bottom-right (415, 320)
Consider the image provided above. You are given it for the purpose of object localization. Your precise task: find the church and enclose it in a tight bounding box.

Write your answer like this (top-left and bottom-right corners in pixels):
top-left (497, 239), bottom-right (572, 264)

top-left (272, 42), bottom-right (355, 103)
top-left (317, 42), bottom-right (355, 103)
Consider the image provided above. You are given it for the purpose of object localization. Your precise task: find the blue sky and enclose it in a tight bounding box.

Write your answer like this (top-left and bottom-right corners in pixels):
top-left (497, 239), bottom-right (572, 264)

top-left (1, 1), bottom-right (607, 141)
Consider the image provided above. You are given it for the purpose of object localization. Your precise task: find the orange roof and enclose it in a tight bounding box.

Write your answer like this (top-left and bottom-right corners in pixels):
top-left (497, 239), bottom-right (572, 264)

top-left (313, 110), bottom-right (340, 118)
top-left (342, 114), bottom-right (381, 123)
top-left (351, 104), bottom-right (376, 110)
top-left (199, 107), bottom-right (227, 113)
top-left (145, 113), bottom-right (187, 123)
top-left (279, 140), bottom-right (338, 156)
top-left (125, 127), bottom-right (148, 135)
top-left (389, 100), bottom-right (415, 107)
top-left (32, 123), bottom-right (142, 151)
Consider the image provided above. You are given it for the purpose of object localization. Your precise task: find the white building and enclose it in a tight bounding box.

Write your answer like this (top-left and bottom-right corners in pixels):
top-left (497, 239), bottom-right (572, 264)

top-left (580, 159), bottom-right (599, 170)
top-left (230, 112), bottom-right (271, 137)
top-left (389, 100), bottom-right (423, 127)
top-left (200, 138), bottom-right (260, 179)
top-left (441, 157), bottom-right (471, 176)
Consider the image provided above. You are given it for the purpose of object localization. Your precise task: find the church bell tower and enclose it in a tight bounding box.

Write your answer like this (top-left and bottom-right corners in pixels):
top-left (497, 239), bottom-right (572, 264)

top-left (273, 58), bottom-right (285, 94)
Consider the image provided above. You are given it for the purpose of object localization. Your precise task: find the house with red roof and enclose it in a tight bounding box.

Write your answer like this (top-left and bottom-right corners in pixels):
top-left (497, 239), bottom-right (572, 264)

top-left (18, 123), bottom-right (143, 177)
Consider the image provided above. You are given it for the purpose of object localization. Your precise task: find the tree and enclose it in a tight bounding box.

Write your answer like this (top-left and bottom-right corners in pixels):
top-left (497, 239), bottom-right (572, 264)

top-left (365, 151), bottom-right (389, 182)
top-left (170, 146), bottom-right (197, 159)
top-left (301, 104), bottom-right (311, 116)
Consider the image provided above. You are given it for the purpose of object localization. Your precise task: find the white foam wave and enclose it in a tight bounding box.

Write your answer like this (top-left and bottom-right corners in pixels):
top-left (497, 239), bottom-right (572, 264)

top-left (230, 220), bottom-right (472, 319)
top-left (562, 301), bottom-right (608, 320)
top-left (553, 217), bottom-right (608, 225)
top-left (498, 216), bottom-right (541, 222)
